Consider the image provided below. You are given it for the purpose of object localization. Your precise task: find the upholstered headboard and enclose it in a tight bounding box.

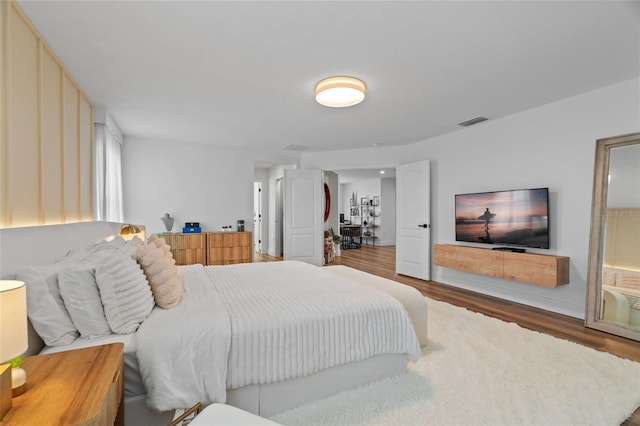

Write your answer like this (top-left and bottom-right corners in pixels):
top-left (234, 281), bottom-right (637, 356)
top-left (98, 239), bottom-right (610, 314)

top-left (0, 222), bottom-right (132, 278)
top-left (0, 221), bottom-right (141, 354)
top-left (603, 266), bottom-right (640, 288)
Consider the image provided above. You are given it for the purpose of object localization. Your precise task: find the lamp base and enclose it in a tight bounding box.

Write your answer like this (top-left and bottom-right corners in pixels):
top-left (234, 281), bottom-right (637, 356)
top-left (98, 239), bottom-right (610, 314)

top-left (12, 383), bottom-right (25, 398)
top-left (11, 367), bottom-right (26, 397)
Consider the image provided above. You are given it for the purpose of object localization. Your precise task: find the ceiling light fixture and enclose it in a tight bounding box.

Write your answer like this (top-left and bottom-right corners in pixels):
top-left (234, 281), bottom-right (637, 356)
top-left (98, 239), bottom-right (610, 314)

top-left (315, 76), bottom-right (366, 108)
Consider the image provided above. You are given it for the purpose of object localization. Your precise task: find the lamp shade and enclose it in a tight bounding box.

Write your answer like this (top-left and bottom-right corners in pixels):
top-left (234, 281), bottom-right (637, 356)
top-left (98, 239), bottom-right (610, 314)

top-left (0, 281), bottom-right (28, 364)
top-left (120, 224), bottom-right (141, 236)
top-left (315, 76), bottom-right (366, 108)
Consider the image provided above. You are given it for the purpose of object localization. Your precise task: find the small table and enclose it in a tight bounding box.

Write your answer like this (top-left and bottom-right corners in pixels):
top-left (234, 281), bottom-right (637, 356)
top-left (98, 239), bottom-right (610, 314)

top-left (3, 343), bottom-right (124, 426)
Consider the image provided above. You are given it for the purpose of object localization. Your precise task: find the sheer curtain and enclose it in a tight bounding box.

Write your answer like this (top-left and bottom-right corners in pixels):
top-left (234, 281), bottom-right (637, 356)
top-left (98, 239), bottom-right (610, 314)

top-left (94, 119), bottom-right (123, 222)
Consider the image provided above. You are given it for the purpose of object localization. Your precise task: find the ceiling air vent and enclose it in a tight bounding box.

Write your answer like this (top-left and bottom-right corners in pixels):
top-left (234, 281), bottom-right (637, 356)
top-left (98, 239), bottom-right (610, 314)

top-left (458, 116), bottom-right (488, 127)
top-left (283, 144), bottom-right (309, 151)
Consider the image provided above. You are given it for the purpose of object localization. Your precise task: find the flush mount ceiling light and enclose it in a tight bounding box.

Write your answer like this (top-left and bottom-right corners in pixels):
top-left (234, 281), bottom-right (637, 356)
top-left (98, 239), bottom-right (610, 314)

top-left (315, 76), bottom-right (366, 108)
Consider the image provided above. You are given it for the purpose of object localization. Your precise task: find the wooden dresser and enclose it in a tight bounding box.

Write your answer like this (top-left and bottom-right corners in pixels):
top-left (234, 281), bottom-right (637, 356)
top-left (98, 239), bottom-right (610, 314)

top-left (158, 232), bottom-right (252, 266)
top-left (157, 233), bottom-right (206, 265)
top-left (3, 343), bottom-right (124, 426)
top-left (207, 232), bottom-right (253, 265)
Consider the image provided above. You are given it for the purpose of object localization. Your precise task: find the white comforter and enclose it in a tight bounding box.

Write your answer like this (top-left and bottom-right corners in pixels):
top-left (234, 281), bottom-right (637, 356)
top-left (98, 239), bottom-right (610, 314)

top-left (136, 261), bottom-right (421, 412)
top-left (136, 264), bottom-right (231, 412)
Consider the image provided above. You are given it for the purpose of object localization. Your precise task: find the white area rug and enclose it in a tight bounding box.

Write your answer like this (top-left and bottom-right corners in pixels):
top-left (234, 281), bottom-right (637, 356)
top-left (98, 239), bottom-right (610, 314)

top-left (271, 298), bottom-right (640, 426)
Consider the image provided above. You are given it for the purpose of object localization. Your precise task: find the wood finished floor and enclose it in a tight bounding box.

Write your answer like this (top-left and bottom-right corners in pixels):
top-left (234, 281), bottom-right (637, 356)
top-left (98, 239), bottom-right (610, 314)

top-left (255, 245), bottom-right (640, 425)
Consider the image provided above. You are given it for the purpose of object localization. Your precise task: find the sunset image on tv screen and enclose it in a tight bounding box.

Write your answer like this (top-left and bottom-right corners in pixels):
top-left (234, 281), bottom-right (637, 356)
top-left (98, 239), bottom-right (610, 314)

top-left (455, 188), bottom-right (549, 249)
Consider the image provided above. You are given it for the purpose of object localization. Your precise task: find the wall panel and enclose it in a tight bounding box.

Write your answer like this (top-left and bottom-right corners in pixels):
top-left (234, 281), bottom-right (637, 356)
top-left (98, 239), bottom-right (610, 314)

top-left (79, 94), bottom-right (93, 220)
top-left (63, 75), bottom-right (80, 222)
top-left (0, 1), bottom-right (5, 225)
top-left (1, 1), bottom-right (93, 228)
top-left (41, 47), bottom-right (64, 224)
top-left (6, 4), bottom-right (40, 226)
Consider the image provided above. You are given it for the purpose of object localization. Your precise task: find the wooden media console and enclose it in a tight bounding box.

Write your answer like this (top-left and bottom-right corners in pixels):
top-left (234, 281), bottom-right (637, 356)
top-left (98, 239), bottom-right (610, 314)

top-left (433, 244), bottom-right (569, 288)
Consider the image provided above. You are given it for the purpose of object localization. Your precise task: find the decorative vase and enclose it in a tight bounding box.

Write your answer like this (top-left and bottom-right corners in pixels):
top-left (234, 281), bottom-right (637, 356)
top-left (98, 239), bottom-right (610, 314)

top-left (161, 213), bottom-right (174, 232)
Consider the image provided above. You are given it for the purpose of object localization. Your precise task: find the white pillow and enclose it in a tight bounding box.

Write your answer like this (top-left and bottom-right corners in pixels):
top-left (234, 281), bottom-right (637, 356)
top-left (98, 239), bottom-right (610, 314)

top-left (58, 266), bottom-right (111, 338)
top-left (94, 252), bottom-right (154, 334)
top-left (17, 263), bottom-right (79, 346)
top-left (87, 236), bottom-right (143, 259)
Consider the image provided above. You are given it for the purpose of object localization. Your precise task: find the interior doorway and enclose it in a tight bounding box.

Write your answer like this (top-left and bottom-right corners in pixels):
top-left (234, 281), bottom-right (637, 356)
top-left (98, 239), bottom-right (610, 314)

top-left (275, 177), bottom-right (284, 257)
top-left (336, 167), bottom-right (397, 247)
top-left (253, 181), bottom-right (263, 253)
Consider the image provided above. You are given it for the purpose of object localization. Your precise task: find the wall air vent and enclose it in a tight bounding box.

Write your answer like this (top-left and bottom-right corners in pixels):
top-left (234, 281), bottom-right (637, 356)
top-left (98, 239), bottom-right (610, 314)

top-left (458, 116), bottom-right (488, 127)
top-left (283, 144), bottom-right (309, 151)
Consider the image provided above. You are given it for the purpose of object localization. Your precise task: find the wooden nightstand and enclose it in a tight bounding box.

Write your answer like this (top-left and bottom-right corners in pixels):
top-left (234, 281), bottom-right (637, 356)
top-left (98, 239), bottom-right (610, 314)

top-left (2, 343), bottom-right (124, 426)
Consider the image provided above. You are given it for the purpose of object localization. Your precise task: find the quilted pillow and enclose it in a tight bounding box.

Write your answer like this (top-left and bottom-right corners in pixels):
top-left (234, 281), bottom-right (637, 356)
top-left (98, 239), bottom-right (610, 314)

top-left (58, 265), bottom-right (111, 338)
top-left (17, 263), bottom-right (79, 346)
top-left (94, 251), bottom-right (154, 334)
top-left (136, 236), bottom-right (183, 309)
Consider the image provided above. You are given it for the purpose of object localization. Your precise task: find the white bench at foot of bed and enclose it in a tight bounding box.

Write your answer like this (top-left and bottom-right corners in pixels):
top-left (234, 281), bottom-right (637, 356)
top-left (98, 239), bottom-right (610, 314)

top-left (325, 265), bottom-right (428, 347)
top-left (190, 403), bottom-right (281, 426)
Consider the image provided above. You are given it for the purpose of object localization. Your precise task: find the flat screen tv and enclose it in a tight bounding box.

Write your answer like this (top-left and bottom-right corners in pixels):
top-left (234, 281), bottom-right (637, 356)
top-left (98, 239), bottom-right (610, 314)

top-left (455, 187), bottom-right (549, 249)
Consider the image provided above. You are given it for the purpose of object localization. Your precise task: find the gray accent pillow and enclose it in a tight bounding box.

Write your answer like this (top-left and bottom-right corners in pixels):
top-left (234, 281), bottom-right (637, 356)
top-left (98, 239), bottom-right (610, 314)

top-left (17, 263), bottom-right (79, 346)
top-left (58, 265), bottom-right (112, 338)
top-left (94, 251), bottom-right (154, 334)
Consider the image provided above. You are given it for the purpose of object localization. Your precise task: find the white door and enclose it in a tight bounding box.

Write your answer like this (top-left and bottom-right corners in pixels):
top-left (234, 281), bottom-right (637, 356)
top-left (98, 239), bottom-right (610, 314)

top-left (284, 169), bottom-right (323, 266)
top-left (396, 160), bottom-right (431, 280)
top-left (253, 182), bottom-right (262, 253)
top-left (275, 178), bottom-right (283, 257)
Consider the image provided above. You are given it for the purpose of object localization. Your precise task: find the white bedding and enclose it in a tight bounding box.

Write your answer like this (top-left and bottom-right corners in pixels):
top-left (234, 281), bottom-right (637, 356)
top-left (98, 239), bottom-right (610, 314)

top-left (136, 264), bottom-right (231, 412)
top-left (136, 261), bottom-right (421, 412)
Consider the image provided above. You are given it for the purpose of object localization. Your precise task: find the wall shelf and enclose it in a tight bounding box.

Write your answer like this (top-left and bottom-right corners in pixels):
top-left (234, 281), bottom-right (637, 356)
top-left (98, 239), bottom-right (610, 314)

top-left (433, 244), bottom-right (569, 287)
top-left (361, 202), bottom-right (378, 246)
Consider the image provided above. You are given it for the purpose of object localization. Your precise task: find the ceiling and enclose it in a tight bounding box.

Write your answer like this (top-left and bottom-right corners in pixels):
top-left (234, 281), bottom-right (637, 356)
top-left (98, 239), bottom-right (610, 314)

top-left (18, 1), bottom-right (640, 154)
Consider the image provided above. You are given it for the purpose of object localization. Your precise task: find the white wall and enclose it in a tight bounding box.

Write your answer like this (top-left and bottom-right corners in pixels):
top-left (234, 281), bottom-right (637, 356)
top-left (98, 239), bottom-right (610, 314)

top-left (303, 77), bottom-right (640, 319)
top-left (122, 137), bottom-right (299, 238)
top-left (380, 177), bottom-right (396, 245)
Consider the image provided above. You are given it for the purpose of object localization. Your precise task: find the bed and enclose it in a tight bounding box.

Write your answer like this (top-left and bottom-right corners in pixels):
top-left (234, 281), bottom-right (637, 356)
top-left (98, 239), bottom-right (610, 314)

top-left (0, 222), bottom-right (424, 425)
top-left (602, 267), bottom-right (640, 327)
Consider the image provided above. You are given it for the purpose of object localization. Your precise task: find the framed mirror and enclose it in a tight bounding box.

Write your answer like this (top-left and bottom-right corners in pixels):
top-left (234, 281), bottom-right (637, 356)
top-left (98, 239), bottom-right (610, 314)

top-left (324, 183), bottom-right (331, 223)
top-left (585, 132), bottom-right (640, 341)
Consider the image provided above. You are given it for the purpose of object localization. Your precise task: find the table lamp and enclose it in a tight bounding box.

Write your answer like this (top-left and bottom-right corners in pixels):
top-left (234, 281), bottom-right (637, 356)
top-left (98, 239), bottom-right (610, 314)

top-left (121, 224), bottom-right (144, 241)
top-left (0, 280), bottom-right (28, 419)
